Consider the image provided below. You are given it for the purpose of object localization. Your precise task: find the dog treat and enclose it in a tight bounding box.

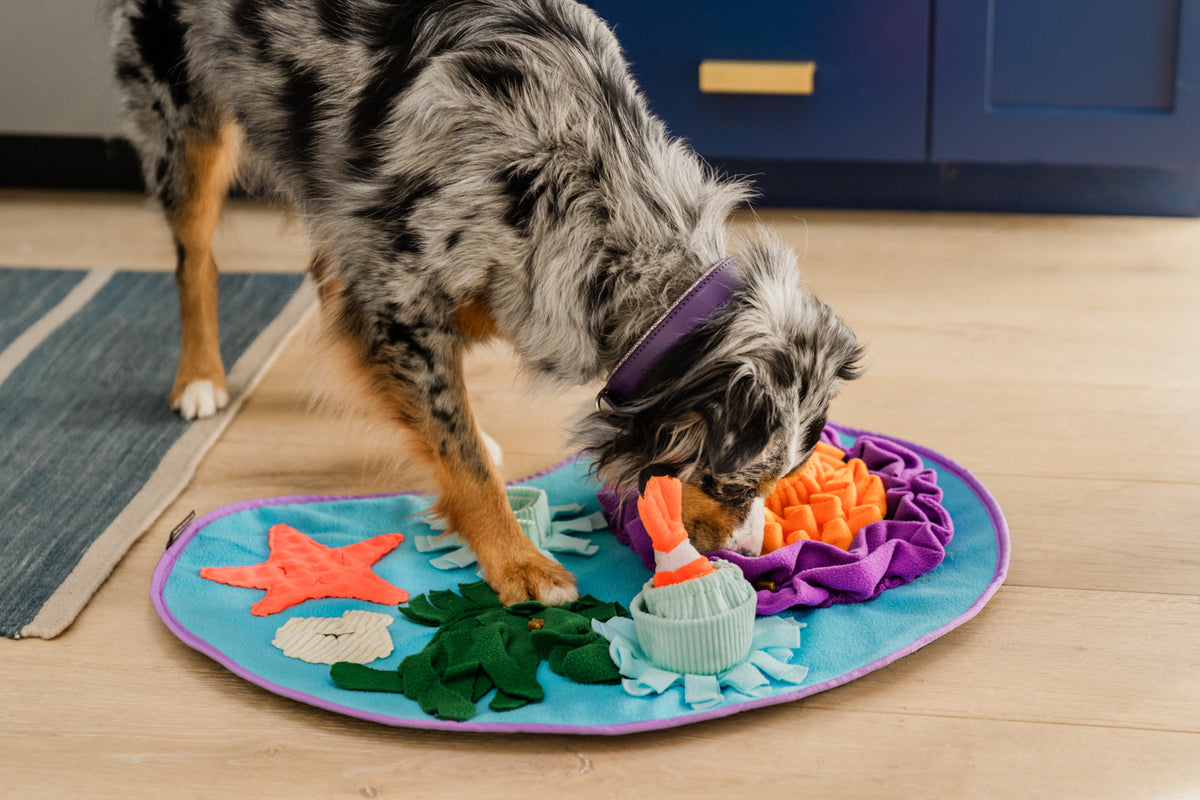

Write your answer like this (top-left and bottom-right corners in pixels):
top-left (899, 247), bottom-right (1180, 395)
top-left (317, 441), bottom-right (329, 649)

top-left (761, 441), bottom-right (887, 553)
top-left (199, 524), bottom-right (408, 616)
top-left (630, 477), bottom-right (757, 675)
top-left (330, 581), bottom-right (624, 722)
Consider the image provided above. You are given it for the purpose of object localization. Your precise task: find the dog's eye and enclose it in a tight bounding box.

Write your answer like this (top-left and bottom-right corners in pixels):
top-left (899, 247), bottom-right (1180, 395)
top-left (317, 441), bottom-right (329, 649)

top-left (702, 478), bottom-right (755, 504)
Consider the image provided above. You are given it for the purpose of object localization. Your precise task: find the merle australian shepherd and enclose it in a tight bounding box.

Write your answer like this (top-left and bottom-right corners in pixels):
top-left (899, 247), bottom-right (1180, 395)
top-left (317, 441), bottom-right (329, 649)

top-left (111, 0), bottom-right (863, 605)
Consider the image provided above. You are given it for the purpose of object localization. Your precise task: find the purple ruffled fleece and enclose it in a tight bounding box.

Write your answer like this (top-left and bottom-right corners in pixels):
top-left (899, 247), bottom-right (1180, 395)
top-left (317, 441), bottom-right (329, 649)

top-left (597, 425), bottom-right (954, 615)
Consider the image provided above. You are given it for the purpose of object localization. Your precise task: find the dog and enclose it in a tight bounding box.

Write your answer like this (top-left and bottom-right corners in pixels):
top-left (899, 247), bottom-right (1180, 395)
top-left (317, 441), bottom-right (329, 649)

top-left (111, 0), bottom-right (863, 605)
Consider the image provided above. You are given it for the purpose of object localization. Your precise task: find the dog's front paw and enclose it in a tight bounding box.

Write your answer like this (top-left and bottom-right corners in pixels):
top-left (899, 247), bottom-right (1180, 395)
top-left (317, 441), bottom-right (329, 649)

top-left (170, 380), bottom-right (229, 420)
top-left (488, 556), bottom-right (579, 607)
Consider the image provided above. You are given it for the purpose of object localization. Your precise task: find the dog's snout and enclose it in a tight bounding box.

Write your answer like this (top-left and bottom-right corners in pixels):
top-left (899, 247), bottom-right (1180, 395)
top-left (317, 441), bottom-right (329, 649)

top-left (678, 481), bottom-right (766, 556)
top-left (726, 496), bottom-right (766, 556)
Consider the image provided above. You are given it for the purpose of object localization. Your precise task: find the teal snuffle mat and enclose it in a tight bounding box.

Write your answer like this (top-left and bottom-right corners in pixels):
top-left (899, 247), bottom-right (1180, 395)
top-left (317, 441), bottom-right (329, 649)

top-left (152, 425), bottom-right (1008, 734)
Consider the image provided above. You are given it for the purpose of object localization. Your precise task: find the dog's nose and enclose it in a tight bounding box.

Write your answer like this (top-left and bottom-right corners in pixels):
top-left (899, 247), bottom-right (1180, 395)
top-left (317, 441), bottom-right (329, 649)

top-left (729, 540), bottom-right (761, 557)
top-left (726, 497), bottom-right (766, 557)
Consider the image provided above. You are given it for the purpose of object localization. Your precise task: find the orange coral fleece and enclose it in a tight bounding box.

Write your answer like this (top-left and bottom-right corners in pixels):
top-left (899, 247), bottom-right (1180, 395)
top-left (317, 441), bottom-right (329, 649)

top-left (761, 442), bottom-right (887, 553)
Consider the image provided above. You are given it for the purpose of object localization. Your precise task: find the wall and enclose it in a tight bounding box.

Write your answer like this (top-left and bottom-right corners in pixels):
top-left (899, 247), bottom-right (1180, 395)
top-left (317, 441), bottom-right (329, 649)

top-left (0, 1), bottom-right (124, 136)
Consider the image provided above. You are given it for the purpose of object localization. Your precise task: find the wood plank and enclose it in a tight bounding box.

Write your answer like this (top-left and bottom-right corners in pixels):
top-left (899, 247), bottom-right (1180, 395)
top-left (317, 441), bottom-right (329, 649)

top-left (832, 376), bottom-right (1200, 484)
top-left (848, 318), bottom-right (1200, 391)
top-left (807, 587), bottom-right (1200, 732)
top-left (737, 209), bottom-right (1200, 283)
top-left (729, 215), bottom-right (1200, 392)
top-left (3, 693), bottom-right (1199, 799)
top-left (980, 474), bottom-right (1200, 596)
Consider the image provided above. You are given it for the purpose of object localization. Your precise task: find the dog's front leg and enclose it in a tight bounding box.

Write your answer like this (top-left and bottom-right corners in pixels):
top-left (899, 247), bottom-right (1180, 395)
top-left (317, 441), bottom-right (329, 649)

top-left (374, 326), bottom-right (579, 606)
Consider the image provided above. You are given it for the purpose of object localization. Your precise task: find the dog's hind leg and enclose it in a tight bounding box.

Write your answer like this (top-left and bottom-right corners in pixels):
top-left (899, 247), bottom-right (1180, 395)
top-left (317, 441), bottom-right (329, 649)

top-left (162, 123), bottom-right (238, 419)
top-left (112, 0), bottom-right (237, 419)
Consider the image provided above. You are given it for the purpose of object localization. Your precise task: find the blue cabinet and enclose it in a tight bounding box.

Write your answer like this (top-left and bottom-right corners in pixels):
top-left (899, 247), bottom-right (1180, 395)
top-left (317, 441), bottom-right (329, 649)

top-left (585, 0), bottom-right (930, 162)
top-left (583, 0), bottom-right (1200, 214)
top-left (933, 0), bottom-right (1200, 167)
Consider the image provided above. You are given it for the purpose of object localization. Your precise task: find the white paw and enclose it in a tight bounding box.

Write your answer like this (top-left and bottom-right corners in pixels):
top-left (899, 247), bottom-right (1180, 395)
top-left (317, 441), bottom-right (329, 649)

top-left (536, 583), bottom-right (580, 607)
top-left (481, 430), bottom-right (504, 466)
top-left (172, 380), bottom-right (229, 420)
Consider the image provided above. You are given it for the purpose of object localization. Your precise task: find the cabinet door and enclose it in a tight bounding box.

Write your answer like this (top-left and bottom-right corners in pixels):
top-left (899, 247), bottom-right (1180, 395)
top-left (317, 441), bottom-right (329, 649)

top-left (584, 0), bottom-right (930, 162)
top-left (932, 0), bottom-right (1200, 167)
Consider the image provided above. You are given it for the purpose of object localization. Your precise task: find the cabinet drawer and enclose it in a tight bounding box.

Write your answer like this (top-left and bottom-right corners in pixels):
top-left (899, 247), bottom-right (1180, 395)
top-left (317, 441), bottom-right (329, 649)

top-left (584, 0), bottom-right (930, 162)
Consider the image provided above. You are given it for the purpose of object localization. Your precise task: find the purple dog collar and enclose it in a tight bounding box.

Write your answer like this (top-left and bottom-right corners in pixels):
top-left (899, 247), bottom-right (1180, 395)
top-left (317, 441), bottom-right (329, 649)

top-left (597, 256), bottom-right (741, 409)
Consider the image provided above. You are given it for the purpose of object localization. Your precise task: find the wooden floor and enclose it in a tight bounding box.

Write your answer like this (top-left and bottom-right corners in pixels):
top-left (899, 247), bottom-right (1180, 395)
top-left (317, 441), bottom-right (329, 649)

top-left (2, 190), bottom-right (1198, 799)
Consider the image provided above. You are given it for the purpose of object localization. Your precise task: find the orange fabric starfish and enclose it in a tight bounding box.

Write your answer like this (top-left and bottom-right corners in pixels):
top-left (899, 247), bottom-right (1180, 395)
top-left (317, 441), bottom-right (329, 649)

top-left (200, 524), bottom-right (409, 616)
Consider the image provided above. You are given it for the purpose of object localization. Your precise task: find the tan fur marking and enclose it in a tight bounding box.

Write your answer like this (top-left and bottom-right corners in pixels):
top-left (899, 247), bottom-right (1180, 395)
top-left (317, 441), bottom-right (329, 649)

top-left (420, 350), bottom-right (574, 604)
top-left (308, 246), bottom-right (344, 306)
top-left (168, 121), bottom-right (238, 407)
top-left (430, 455), bottom-right (575, 604)
top-left (455, 299), bottom-right (498, 342)
top-left (323, 317), bottom-right (429, 430)
top-left (757, 476), bottom-right (780, 499)
top-left (681, 482), bottom-right (739, 552)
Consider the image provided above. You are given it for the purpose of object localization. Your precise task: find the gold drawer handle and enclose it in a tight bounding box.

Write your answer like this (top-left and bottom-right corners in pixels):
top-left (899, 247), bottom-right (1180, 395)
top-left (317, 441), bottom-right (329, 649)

top-left (698, 59), bottom-right (816, 96)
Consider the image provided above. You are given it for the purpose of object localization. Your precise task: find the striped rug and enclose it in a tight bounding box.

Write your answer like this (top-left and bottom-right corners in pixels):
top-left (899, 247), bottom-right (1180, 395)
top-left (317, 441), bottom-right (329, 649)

top-left (0, 267), bottom-right (315, 639)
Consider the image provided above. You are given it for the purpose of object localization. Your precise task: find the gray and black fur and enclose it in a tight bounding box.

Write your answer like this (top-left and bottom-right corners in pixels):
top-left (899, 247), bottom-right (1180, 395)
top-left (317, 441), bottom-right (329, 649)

top-left (111, 0), bottom-right (863, 599)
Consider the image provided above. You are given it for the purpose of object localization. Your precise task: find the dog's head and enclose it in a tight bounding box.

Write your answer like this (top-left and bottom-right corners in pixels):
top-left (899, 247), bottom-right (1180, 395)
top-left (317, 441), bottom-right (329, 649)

top-left (577, 233), bottom-right (864, 555)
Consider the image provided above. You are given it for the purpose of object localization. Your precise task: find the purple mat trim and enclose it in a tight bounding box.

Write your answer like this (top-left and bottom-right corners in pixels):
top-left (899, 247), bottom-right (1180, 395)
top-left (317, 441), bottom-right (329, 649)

top-left (599, 424), bottom-right (955, 614)
top-left (151, 436), bottom-right (1009, 736)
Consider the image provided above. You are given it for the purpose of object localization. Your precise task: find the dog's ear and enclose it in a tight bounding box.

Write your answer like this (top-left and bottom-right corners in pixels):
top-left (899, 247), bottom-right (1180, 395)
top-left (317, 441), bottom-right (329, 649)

top-left (575, 395), bottom-right (707, 490)
top-left (834, 337), bottom-right (868, 383)
top-left (798, 290), bottom-right (866, 385)
top-left (578, 370), bottom-right (766, 490)
top-left (697, 371), bottom-right (781, 475)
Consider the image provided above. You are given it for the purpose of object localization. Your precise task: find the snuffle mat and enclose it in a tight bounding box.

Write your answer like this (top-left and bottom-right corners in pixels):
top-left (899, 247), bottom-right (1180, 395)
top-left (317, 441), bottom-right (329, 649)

top-left (152, 424), bottom-right (1009, 735)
